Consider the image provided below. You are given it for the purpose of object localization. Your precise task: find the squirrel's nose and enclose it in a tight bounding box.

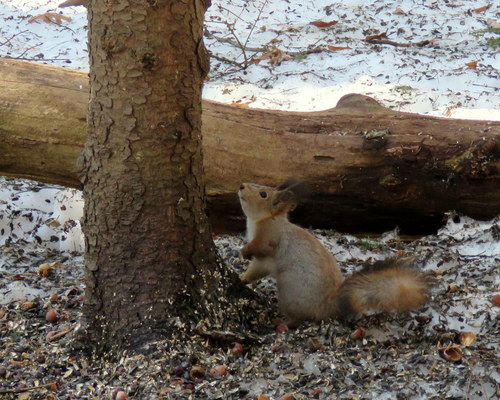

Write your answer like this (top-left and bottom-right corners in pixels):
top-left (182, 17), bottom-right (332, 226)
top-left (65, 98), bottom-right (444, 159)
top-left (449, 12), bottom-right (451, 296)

top-left (239, 183), bottom-right (245, 191)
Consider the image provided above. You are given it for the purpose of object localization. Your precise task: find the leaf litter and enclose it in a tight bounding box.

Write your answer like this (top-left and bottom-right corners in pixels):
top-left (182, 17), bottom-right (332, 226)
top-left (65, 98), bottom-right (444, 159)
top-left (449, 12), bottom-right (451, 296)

top-left (1, 176), bottom-right (498, 399)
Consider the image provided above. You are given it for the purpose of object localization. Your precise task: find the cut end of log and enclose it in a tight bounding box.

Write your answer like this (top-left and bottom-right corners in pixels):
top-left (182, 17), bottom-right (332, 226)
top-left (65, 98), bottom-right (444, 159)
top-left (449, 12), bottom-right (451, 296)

top-left (334, 94), bottom-right (386, 112)
top-left (59, 0), bottom-right (87, 7)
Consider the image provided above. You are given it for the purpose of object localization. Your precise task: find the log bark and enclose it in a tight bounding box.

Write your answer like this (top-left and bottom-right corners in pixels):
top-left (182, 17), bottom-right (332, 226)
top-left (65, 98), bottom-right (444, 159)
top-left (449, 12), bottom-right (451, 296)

top-left (1, 58), bottom-right (499, 234)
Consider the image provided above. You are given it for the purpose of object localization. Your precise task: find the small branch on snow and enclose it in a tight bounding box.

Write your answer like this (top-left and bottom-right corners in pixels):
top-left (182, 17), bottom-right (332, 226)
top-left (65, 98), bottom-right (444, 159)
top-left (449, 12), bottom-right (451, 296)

top-left (364, 33), bottom-right (433, 48)
top-left (365, 38), bottom-right (432, 48)
top-left (208, 51), bottom-right (245, 68)
top-left (205, 30), bottom-right (265, 54)
top-left (3, 55), bottom-right (72, 63)
top-left (0, 30), bottom-right (29, 47)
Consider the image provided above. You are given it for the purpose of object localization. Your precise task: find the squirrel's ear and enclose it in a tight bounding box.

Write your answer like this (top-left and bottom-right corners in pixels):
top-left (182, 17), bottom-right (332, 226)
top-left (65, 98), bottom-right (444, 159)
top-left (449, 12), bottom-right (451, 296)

top-left (276, 178), bottom-right (298, 191)
top-left (271, 188), bottom-right (295, 208)
top-left (271, 179), bottom-right (311, 212)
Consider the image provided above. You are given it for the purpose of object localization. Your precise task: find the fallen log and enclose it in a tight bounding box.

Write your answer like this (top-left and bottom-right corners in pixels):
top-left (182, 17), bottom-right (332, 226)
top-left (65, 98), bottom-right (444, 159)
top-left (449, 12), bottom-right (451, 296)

top-left (0, 58), bottom-right (499, 234)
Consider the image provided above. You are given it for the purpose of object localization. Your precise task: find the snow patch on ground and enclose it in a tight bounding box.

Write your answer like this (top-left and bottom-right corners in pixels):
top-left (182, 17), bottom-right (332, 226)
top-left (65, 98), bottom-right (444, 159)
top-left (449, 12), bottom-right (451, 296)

top-left (1, 0), bottom-right (498, 119)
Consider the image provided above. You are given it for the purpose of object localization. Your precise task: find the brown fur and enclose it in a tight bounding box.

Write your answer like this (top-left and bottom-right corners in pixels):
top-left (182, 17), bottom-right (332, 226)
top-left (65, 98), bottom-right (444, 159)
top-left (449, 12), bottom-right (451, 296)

top-left (335, 259), bottom-right (430, 319)
top-left (238, 181), bottom-right (431, 327)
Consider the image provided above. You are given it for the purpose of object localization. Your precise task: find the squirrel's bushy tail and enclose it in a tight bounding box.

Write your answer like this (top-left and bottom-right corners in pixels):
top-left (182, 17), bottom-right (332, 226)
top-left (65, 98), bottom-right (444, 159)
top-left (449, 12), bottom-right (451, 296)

top-left (335, 257), bottom-right (431, 319)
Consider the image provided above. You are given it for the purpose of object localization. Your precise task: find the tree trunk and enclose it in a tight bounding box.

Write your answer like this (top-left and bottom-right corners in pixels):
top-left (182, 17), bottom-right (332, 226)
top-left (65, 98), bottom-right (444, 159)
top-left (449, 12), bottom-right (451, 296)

top-left (79, 0), bottom-right (218, 350)
top-left (0, 59), bottom-right (499, 235)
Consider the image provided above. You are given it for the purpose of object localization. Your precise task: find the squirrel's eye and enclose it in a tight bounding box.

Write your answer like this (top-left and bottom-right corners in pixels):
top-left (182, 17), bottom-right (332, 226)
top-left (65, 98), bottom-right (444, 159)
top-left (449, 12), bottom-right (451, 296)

top-left (259, 191), bottom-right (267, 199)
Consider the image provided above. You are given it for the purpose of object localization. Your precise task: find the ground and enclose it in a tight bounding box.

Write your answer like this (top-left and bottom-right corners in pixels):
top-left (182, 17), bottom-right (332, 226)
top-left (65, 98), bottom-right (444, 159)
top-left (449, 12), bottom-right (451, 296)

top-left (0, 0), bottom-right (499, 399)
top-left (0, 178), bottom-right (499, 399)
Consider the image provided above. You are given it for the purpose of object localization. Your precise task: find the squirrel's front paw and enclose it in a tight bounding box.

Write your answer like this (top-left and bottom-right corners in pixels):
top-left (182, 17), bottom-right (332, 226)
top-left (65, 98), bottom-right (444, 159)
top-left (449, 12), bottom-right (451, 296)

top-left (240, 272), bottom-right (250, 284)
top-left (240, 245), bottom-right (253, 260)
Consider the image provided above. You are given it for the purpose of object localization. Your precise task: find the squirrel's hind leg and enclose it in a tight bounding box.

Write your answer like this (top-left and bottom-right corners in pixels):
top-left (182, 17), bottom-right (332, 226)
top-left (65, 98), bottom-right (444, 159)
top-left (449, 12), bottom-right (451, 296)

top-left (240, 258), bottom-right (276, 284)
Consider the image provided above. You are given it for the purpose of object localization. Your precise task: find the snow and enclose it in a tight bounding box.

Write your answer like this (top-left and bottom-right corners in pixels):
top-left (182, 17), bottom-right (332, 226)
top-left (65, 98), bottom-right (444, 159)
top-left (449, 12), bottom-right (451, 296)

top-left (0, 180), bottom-right (84, 253)
top-left (0, 0), bottom-right (499, 119)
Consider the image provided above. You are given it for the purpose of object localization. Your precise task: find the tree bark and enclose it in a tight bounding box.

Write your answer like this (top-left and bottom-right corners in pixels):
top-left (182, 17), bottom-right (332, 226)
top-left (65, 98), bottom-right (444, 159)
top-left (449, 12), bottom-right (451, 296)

top-left (79, 0), bottom-right (218, 350)
top-left (0, 58), bottom-right (499, 234)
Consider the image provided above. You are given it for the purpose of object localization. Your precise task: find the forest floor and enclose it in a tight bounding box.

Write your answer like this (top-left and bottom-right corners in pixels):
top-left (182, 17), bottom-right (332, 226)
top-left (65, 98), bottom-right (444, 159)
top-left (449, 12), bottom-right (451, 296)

top-left (0, 176), bottom-right (499, 399)
top-left (0, 0), bottom-right (499, 399)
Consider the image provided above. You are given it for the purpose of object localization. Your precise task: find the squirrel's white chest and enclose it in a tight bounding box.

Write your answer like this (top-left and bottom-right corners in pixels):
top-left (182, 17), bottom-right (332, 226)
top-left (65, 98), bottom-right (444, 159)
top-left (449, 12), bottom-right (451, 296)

top-left (246, 219), bottom-right (257, 241)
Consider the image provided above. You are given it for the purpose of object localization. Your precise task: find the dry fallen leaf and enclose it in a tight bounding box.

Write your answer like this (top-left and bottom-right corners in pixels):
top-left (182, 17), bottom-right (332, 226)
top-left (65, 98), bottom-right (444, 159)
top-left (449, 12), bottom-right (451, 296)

top-left (491, 294), bottom-right (500, 307)
top-left (28, 12), bottom-right (72, 25)
top-left (393, 8), bottom-right (407, 15)
top-left (250, 46), bottom-right (292, 66)
top-left (443, 103), bottom-right (461, 117)
top-left (308, 337), bottom-right (325, 351)
top-left (310, 20), bottom-right (338, 28)
top-left (364, 32), bottom-right (388, 42)
top-left (465, 61), bottom-right (478, 70)
top-left (39, 261), bottom-right (61, 277)
top-left (20, 301), bottom-right (36, 311)
top-left (327, 45), bottom-right (352, 51)
top-left (230, 101), bottom-right (250, 108)
top-left (473, 4), bottom-right (492, 13)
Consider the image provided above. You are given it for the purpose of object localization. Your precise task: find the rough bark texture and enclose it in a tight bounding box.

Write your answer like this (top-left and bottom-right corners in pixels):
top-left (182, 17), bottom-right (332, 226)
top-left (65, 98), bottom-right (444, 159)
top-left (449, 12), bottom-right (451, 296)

top-left (0, 59), bottom-right (499, 234)
top-left (79, 0), bottom-right (216, 349)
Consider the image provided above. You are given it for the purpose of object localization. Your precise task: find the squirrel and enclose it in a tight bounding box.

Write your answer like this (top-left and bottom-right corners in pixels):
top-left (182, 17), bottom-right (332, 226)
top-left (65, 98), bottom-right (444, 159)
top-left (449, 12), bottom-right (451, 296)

top-left (238, 179), bottom-right (431, 328)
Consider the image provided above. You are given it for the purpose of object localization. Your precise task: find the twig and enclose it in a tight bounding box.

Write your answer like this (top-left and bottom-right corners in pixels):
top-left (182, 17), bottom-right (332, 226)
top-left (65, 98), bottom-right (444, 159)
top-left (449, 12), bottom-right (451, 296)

top-left (205, 30), bottom-right (265, 53)
top-left (0, 30), bottom-right (29, 47)
top-left (227, 22), bottom-right (250, 66)
top-left (214, 1), bottom-right (269, 68)
top-left (3, 55), bottom-right (72, 62)
top-left (47, 323), bottom-right (78, 342)
top-left (216, 5), bottom-right (250, 25)
top-left (365, 38), bottom-right (431, 47)
top-left (3, 271), bottom-right (38, 277)
top-left (0, 382), bottom-right (57, 394)
top-left (208, 51), bottom-right (245, 68)
top-left (364, 32), bottom-right (432, 48)
top-left (242, 0), bottom-right (269, 51)
top-left (207, 29), bottom-right (330, 66)
top-left (13, 43), bottom-right (44, 59)
top-left (472, 83), bottom-right (500, 90)
top-left (239, 0), bottom-right (269, 67)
